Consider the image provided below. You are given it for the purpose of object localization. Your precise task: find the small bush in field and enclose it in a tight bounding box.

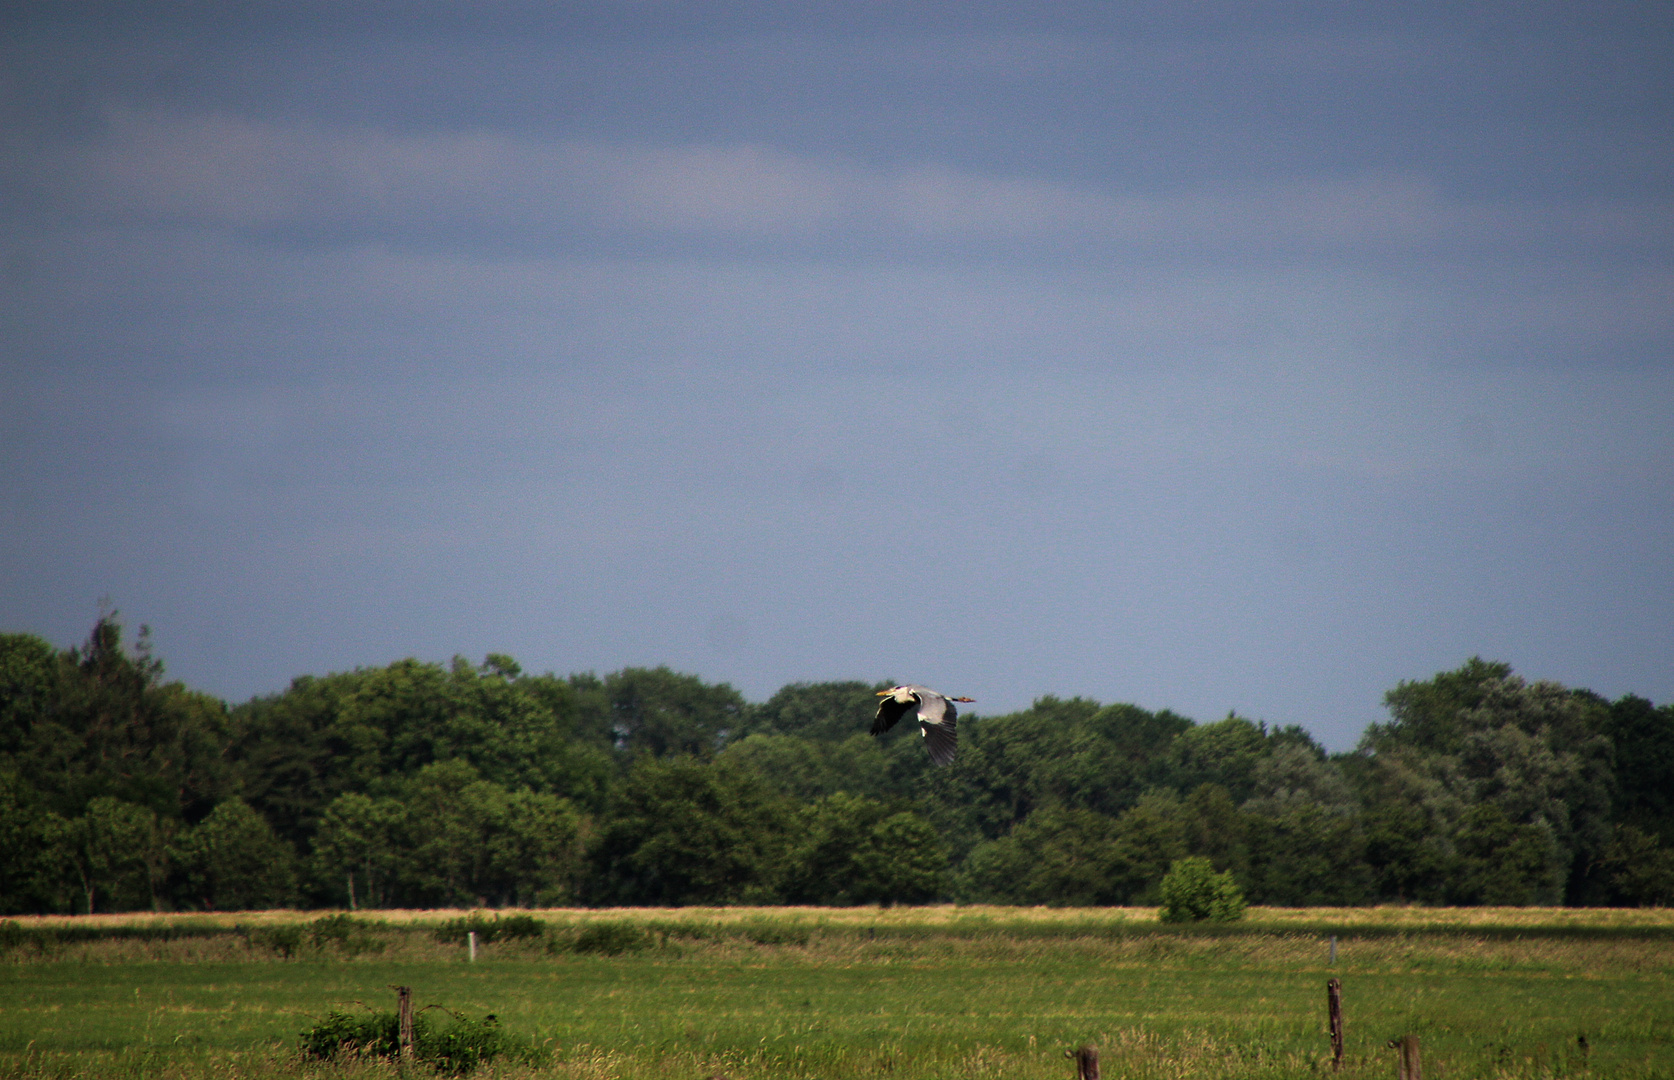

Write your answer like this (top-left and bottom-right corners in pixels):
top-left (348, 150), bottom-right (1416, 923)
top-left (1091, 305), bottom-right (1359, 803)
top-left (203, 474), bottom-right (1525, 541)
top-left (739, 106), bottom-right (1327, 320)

top-left (241, 923), bottom-right (304, 958)
top-left (307, 914), bottom-right (385, 955)
top-left (433, 912), bottom-right (546, 946)
top-left (1158, 857), bottom-right (1247, 923)
top-left (569, 921), bottom-right (652, 955)
top-left (299, 1005), bottom-right (547, 1075)
top-left (299, 1008), bottom-right (405, 1061)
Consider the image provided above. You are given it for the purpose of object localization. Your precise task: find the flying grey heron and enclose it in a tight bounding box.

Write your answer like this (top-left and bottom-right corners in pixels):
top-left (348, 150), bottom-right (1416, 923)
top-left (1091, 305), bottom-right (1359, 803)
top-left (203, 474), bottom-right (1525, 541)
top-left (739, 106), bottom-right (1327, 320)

top-left (872, 685), bottom-right (973, 766)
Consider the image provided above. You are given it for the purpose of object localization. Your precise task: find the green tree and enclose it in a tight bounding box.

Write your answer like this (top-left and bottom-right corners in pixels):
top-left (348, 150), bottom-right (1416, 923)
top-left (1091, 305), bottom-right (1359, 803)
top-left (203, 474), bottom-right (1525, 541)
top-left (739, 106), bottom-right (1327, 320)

top-left (954, 796), bottom-right (1187, 907)
top-left (11, 618), bottom-right (229, 823)
top-left (1451, 803), bottom-right (1563, 905)
top-left (230, 656), bottom-right (615, 852)
top-left (486, 789), bottom-right (586, 906)
top-left (1353, 661), bottom-right (1614, 904)
top-left (1361, 802), bottom-right (1454, 903)
top-left (916, 697), bottom-right (1190, 856)
top-left (718, 732), bottom-right (894, 802)
top-left (312, 791), bottom-right (405, 909)
top-left (0, 633), bottom-right (57, 756)
top-left (1241, 803), bottom-right (1372, 906)
top-left (53, 796), bottom-right (165, 913)
top-left (1158, 856), bottom-right (1246, 922)
top-left (0, 764), bottom-right (68, 913)
top-left (173, 798), bottom-right (296, 910)
top-left (1595, 825), bottom-right (1674, 907)
top-left (1604, 696), bottom-right (1674, 845)
top-left (1108, 791), bottom-right (1196, 901)
top-left (395, 761), bottom-right (506, 907)
top-left (1166, 715), bottom-right (1268, 802)
top-left (740, 681), bottom-right (889, 743)
top-left (1179, 784), bottom-right (1250, 880)
top-left (1372, 657), bottom-right (1516, 755)
top-left (604, 667), bottom-right (747, 758)
top-left (589, 757), bottom-right (793, 904)
top-left (783, 793), bottom-right (945, 905)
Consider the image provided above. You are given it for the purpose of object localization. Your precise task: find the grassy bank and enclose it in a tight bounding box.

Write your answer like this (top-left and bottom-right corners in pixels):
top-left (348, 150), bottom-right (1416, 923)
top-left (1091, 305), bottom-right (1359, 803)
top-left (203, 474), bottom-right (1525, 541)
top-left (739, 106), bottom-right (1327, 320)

top-left (2, 907), bottom-right (1671, 1079)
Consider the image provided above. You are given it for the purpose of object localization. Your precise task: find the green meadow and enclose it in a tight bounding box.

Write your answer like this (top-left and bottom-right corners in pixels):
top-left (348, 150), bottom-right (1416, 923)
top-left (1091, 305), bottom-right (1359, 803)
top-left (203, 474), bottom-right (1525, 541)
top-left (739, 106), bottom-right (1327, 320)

top-left (2, 907), bottom-right (1671, 1080)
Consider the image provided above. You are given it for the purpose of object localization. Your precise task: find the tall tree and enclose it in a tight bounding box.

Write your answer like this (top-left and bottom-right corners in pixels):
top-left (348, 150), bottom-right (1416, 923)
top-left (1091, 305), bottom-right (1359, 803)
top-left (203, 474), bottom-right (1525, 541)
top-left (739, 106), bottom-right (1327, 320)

top-left (173, 799), bottom-right (296, 911)
top-left (603, 667), bottom-right (748, 758)
top-left (13, 618), bottom-right (230, 822)
top-left (782, 793), bottom-right (945, 905)
top-left (589, 757), bottom-right (792, 905)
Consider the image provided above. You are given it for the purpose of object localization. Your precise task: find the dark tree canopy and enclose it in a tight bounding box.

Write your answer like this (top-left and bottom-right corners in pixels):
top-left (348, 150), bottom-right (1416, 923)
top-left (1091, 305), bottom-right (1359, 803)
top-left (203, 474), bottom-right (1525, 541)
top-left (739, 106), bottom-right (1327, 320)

top-left (2, 627), bottom-right (1671, 913)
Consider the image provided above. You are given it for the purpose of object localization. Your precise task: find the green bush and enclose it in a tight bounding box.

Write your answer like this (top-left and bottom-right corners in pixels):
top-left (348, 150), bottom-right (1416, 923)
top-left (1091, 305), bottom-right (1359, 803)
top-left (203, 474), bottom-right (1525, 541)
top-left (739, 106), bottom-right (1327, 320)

top-left (299, 1008), bottom-right (405, 1061)
top-left (241, 923), bottom-right (304, 958)
top-left (432, 912), bottom-right (546, 945)
top-left (739, 920), bottom-right (810, 946)
top-left (569, 921), bottom-right (652, 955)
top-left (1158, 857), bottom-right (1247, 923)
top-left (299, 1005), bottom-right (547, 1075)
top-left (307, 914), bottom-right (385, 955)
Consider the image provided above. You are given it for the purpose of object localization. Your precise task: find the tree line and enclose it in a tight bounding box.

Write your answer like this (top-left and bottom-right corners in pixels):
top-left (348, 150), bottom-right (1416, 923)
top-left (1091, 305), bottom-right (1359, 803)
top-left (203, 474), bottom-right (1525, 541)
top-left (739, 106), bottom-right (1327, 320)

top-left (1, 617), bottom-right (1671, 914)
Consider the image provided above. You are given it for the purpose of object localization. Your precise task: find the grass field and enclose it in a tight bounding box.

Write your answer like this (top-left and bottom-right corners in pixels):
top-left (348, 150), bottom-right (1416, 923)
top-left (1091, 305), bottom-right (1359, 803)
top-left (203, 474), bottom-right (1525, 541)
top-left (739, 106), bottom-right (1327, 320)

top-left (2, 907), bottom-right (1671, 1079)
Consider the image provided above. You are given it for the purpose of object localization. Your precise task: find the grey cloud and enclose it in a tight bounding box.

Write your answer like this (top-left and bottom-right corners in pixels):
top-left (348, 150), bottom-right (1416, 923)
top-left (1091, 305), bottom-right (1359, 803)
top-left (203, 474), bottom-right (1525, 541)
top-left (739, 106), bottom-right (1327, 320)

top-left (15, 108), bottom-right (1674, 261)
top-left (3, 2), bottom-right (1671, 748)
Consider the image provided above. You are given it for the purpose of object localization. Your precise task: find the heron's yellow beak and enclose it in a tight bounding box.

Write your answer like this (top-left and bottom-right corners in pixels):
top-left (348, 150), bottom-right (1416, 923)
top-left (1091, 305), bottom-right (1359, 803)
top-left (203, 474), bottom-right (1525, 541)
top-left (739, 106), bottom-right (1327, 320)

top-left (875, 690), bottom-right (891, 696)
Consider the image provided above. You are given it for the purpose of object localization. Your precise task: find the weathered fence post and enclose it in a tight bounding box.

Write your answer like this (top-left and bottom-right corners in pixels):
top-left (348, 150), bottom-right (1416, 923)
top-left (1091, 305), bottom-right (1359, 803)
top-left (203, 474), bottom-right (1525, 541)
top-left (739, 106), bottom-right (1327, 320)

top-left (468, 930), bottom-right (477, 962)
top-left (396, 986), bottom-right (415, 1062)
top-left (1067, 1045), bottom-right (1099, 1080)
top-left (1327, 978), bottom-right (1344, 1071)
top-left (1387, 1034), bottom-right (1420, 1080)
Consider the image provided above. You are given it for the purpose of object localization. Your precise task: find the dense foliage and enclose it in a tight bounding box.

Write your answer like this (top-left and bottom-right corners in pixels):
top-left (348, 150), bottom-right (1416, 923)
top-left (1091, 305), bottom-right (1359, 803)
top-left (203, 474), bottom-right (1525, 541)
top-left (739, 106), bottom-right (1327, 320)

top-left (299, 1004), bottom-right (548, 1075)
top-left (2, 617), bottom-right (1671, 913)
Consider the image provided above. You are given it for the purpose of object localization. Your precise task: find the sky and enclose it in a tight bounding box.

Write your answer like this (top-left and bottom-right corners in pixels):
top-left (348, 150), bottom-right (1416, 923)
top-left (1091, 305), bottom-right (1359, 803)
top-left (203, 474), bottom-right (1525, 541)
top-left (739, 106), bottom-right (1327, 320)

top-left (2, 2), bottom-right (1671, 750)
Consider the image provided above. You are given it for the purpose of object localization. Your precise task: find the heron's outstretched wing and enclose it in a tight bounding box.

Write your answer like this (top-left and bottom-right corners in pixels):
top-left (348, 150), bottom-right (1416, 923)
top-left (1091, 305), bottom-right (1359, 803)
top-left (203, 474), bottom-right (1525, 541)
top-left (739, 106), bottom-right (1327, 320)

top-left (921, 710), bottom-right (957, 766)
top-left (911, 688), bottom-right (952, 725)
top-left (873, 693), bottom-right (917, 735)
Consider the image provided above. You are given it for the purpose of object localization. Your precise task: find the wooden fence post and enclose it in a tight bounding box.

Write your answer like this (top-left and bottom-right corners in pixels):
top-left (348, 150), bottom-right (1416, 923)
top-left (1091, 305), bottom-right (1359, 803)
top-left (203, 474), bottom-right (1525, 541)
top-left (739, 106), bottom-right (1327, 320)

top-left (1067, 1045), bottom-right (1099, 1080)
top-left (1387, 1034), bottom-right (1420, 1080)
top-left (396, 986), bottom-right (415, 1062)
top-left (1327, 978), bottom-right (1344, 1071)
top-left (468, 931), bottom-right (477, 962)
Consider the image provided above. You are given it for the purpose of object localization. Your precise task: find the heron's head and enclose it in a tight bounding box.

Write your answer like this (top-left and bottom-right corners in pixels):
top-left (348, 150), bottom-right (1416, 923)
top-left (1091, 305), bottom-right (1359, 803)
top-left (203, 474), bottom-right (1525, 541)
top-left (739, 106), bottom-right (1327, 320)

top-left (876, 686), bottom-right (913, 702)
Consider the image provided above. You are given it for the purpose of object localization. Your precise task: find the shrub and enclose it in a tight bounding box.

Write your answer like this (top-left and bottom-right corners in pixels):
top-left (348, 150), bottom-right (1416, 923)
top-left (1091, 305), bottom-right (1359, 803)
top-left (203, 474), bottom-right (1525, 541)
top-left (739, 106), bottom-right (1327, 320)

top-left (241, 923), bottom-right (303, 958)
top-left (308, 914), bottom-right (386, 955)
top-left (1158, 856), bottom-right (1246, 923)
top-left (299, 1008), bottom-right (404, 1061)
top-left (569, 921), bottom-right (652, 955)
top-left (432, 912), bottom-right (546, 946)
top-left (739, 920), bottom-right (810, 946)
top-left (299, 1005), bottom-right (547, 1076)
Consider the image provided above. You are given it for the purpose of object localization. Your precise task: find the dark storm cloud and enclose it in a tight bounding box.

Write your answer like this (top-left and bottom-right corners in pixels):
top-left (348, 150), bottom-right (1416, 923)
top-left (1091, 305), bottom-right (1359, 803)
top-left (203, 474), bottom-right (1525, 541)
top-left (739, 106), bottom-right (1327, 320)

top-left (2, 1), bottom-right (1671, 747)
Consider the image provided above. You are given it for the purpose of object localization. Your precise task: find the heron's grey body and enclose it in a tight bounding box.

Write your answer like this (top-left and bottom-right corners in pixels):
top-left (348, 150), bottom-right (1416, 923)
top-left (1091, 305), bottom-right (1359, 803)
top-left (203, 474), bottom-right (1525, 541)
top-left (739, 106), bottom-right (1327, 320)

top-left (872, 684), bottom-right (972, 767)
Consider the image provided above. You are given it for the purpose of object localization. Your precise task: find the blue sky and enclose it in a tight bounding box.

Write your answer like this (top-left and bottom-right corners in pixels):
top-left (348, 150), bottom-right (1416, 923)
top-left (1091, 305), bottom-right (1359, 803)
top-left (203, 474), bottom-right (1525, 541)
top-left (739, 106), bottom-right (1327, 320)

top-left (3, 2), bottom-right (1671, 749)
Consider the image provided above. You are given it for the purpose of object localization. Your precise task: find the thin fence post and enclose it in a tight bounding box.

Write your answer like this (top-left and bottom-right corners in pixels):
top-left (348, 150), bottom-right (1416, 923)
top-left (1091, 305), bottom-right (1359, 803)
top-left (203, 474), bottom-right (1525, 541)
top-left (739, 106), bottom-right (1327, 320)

top-left (1387, 1034), bottom-right (1420, 1080)
top-left (396, 986), bottom-right (414, 1062)
top-left (468, 931), bottom-right (477, 962)
top-left (1067, 1045), bottom-right (1099, 1080)
top-left (1327, 978), bottom-right (1344, 1071)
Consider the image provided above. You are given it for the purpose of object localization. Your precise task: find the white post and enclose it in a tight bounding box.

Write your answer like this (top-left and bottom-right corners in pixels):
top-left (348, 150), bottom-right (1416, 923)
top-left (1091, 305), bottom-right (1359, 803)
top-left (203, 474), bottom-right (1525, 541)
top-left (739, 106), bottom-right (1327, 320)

top-left (468, 930), bottom-right (477, 962)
